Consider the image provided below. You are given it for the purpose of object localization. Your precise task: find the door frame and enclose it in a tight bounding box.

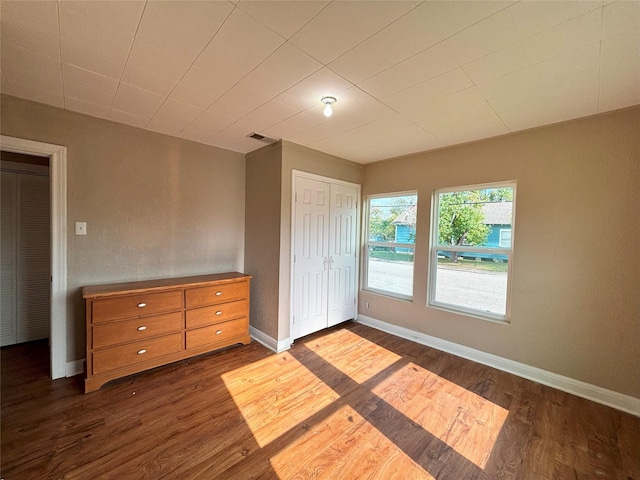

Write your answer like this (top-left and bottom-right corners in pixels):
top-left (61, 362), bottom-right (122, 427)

top-left (1, 135), bottom-right (67, 379)
top-left (290, 170), bottom-right (361, 342)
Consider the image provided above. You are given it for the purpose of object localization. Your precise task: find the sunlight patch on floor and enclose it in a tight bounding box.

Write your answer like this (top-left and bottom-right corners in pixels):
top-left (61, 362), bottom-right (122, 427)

top-left (269, 404), bottom-right (437, 480)
top-left (304, 328), bottom-right (402, 384)
top-left (222, 351), bottom-right (340, 448)
top-left (371, 361), bottom-right (508, 469)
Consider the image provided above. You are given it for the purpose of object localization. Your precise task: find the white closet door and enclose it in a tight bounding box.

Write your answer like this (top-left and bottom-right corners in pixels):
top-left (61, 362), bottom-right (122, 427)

top-left (327, 183), bottom-right (357, 327)
top-left (17, 173), bottom-right (51, 343)
top-left (0, 169), bottom-right (50, 346)
top-left (1, 172), bottom-right (18, 346)
top-left (292, 177), bottom-right (330, 340)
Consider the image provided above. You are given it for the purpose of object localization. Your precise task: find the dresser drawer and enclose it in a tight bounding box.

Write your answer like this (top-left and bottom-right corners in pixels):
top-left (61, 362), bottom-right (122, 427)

top-left (185, 300), bottom-right (247, 329)
top-left (185, 281), bottom-right (248, 309)
top-left (186, 317), bottom-right (247, 350)
top-left (92, 290), bottom-right (182, 323)
top-left (92, 312), bottom-right (183, 349)
top-left (92, 333), bottom-right (182, 375)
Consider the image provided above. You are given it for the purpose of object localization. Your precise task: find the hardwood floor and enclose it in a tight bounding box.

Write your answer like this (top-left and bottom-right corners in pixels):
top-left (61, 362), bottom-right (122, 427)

top-left (2, 323), bottom-right (639, 479)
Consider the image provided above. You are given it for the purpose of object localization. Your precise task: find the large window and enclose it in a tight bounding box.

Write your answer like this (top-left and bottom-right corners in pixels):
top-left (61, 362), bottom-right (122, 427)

top-left (429, 183), bottom-right (515, 322)
top-left (364, 193), bottom-right (417, 299)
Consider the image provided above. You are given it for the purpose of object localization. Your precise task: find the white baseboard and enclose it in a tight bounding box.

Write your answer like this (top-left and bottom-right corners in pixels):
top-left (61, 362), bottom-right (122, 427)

top-left (66, 359), bottom-right (84, 377)
top-left (357, 315), bottom-right (640, 418)
top-left (250, 326), bottom-right (291, 353)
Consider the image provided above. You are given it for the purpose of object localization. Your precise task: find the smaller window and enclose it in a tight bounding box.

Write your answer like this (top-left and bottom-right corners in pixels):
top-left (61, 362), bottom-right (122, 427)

top-left (429, 183), bottom-right (515, 322)
top-left (364, 193), bottom-right (417, 299)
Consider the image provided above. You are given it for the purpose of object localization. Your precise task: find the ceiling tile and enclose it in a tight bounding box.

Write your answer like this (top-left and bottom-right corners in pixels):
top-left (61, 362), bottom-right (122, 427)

top-left (236, 1), bottom-right (328, 39)
top-left (64, 96), bottom-right (111, 119)
top-left (288, 87), bottom-right (396, 145)
top-left (122, 41), bottom-right (192, 95)
top-left (462, 42), bottom-right (530, 85)
top-left (329, 9), bottom-right (442, 84)
top-left (384, 68), bottom-right (474, 112)
top-left (599, 29), bottom-right (640, 111)
top-left (521, 9), bottom-right (602, 65)
top-left (358, 44), bottom-right (459, 99)
top-left (1, 43), bottom-right (63, 94)
top-left (602, 1), bottom-right (640, 38)
top-left (0, 0), bottom-right (60, 60)
top-left (264, 109), bottom-right (325, 140)
top-left (538, 70), bottom-right (600, 124)
top-left (60, 0), bottom-right (145, 36)
top-left (231, 100), bottom-right (298, 134)
top-left (171, 8), bottom-right (286, 109)
top-left (62, 64), bottom-right (118, 107)
top-left (405, 87), bottom-right (508, 143)
top-left (180, 106), bottom-right (235, 142)
top-left (220, 43), bottom-right (323, 115)
top-left (61, 40), bottom-right (129, 81)
top-left (600, 28), bottom-right (640, 66)
top-left (487, 91), bottom-right (549, 132)
top-left (134, 1), bottom-right (233, 60)
top-left (147, 99), bottom-right (204, 136)
top-left (477, 42), bottom-right (600, 103)
top-left (599, 60), bottom-right (640, 111)
top-left (290, 1), bottom-right (414, 64)
top-left (507, 1), bottom-right (602, 41)
top-left (112, 83), bottom-right (165, 119)
top-left (275, 67), bottom-right (354, 111)
top-left (59, 3), bottom-right (134, 79)
top-left (317, 122), bottom-right (442, 164)
top-left (9, 82), bottom-right (64, 109)
top-left (109, 108), bottom-right (150, 129)
top-left (418, 1), bottom-right (514, 40)
top-left (443, 8), bottom-right (520, 65)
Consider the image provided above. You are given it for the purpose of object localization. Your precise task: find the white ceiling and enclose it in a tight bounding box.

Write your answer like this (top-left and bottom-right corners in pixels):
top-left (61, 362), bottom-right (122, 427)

top-left (1, 1), bottom-right (638, 163)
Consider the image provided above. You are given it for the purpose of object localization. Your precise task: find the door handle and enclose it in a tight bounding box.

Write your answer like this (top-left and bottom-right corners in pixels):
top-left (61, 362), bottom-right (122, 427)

top-left (323, 256), bottom-right (329, 270)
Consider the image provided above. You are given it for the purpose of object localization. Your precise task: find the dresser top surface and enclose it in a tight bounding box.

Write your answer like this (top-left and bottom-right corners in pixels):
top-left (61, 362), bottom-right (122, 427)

top-left (83, 272), bottom-right (251, 298)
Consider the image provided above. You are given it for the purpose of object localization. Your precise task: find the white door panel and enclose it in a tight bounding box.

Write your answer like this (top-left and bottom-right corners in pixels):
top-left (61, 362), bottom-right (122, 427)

top-left (292, 174), bottom-right (359, 340)
top-left (292, 177), bottom-right (330, 339)
top-left (328, 183), bottom-right (357, 326)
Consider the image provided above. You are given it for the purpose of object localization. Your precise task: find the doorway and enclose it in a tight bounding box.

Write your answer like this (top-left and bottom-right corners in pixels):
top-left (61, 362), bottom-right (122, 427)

top-left (1, 152), bottom-right (51, 347)
top-left (0, 135), bottom-right (67, 379)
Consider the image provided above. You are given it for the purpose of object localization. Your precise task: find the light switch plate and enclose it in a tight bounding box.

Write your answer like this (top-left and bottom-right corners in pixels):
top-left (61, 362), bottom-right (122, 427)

top-left (75, 222), bottom-right (87, 235)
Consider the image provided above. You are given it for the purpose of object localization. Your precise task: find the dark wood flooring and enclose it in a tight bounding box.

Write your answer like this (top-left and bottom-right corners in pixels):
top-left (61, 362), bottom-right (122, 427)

top-left (2, 322), bottom-right (639, 479)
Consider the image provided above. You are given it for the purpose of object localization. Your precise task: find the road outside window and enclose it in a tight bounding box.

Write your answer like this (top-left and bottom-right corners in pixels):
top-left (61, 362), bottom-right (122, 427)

top-left (429, 183), bottom-right (516, 322)
top-left (364, 193), bottom-right (417, 299)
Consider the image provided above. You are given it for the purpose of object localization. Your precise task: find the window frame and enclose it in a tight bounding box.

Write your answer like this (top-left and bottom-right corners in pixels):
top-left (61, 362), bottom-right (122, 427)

top-left (428, 181), bottom-right (516, 323)
top-left (363, 191), bottom-right (417, 300)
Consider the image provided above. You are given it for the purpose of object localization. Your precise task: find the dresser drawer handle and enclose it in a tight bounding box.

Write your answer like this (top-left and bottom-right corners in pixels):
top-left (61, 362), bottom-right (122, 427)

top-left (215, 330), bottom-right (223, 335)
top-left (137, 349), bottom-right (147, 355)
top-left (137, 326), bottom-right (147, 331)
top-left (215, 311), bottom-right (223, 316)
top-left (215, 291), bottom-right (223, 296)
top-left (137, 303), bottom-right (147, 308)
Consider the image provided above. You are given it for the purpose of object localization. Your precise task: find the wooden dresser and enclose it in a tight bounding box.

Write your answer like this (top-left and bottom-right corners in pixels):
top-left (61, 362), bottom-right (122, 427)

top-left (83, 272), bottom-right (251, 393)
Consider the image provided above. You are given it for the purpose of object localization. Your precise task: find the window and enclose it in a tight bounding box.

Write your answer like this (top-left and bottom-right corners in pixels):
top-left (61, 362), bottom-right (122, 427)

top-left (364, 193), bottom-right (417, 299)
top-left (429, 183), bottom-right (515, 321)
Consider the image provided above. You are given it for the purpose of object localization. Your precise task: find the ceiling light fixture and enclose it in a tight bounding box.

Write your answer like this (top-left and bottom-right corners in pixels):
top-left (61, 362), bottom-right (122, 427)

top-left (321, 96), bottom-right (337, 117)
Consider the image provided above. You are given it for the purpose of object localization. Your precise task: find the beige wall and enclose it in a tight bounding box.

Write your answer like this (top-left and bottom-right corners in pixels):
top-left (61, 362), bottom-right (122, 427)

top-left (245, 141), bottom-right (363, 344)
top-left (244, 143), bottom-right (282, 339)
top-left (361, 106), bottom-right (640, 398)
top-left (1, 95), bottom-right (246, 361)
